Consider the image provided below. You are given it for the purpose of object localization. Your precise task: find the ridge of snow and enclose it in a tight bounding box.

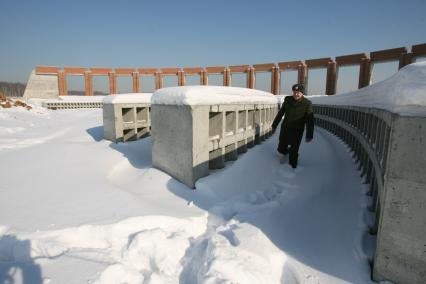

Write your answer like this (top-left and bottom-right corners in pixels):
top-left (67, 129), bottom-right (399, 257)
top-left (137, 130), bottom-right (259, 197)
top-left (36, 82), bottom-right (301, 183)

top-left (309, 61), bottom-right (426, 116)
top-left (152, 86), bottom-right (278, 105)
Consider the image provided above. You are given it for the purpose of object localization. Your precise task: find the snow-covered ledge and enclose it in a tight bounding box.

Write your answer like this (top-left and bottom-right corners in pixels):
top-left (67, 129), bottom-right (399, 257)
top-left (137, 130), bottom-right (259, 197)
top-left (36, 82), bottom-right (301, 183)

top-left (310, 62), bottom-right (426, 284)
top-left (151, 86), bottom-right (279, 188)
top-left (102, 93), bottom-right (152, 142)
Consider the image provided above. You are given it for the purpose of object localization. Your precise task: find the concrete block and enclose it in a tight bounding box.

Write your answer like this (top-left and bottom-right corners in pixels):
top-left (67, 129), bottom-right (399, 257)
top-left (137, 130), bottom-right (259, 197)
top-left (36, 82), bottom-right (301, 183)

top-left (103, 99), bottom-right (151, 142)
top-left (151, 105), bottom-right (210, 188)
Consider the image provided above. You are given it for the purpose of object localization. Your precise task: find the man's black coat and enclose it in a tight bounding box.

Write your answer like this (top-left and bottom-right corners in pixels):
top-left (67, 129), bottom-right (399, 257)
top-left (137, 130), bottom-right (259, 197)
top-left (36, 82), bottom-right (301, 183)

top-left (272, 95), bottom-right (314, 153)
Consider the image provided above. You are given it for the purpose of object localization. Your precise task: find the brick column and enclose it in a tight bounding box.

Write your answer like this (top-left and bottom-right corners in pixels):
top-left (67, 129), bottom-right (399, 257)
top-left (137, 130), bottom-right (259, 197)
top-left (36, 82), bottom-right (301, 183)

top-left (271, 66), bottom-right (280, 95)
top-left (326, 62), bottom-right (337, 95)
top-left (178, 70), bottom-right (185, 86)
top-left (132, 72), bottom-right (140, 93)
top-left (224, 68), bottom-right (231, 86)
top-left (58, 70), bottom-right (67, 96)
top-left (155, 72), bottom-right (163, 90)
top-left (84, 71), bottom-right (93, 96)
top-left (200, 70), bottom-right (208, 85)
top-left (399, 53), bottom-right (413, 69)
top-left (108, 72), bottom-right (117, 94)
top-left (247, 67), bottom-right (255, 89)
top-left (359, 58), bottom-right (372, 89)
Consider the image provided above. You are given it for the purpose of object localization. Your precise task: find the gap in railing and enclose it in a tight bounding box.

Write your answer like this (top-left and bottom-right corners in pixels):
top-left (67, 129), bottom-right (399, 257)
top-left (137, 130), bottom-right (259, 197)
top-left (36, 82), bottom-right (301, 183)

top-left (230, 73), bottom-right (246, 88)
top-left (255, 72), bottom-right (271, 93)
top-left (141, 76), bottom-right (155, 93)
top-left (116, 76), bottom-right (133, 93)
top-left (371, 61), bottom-right (398, 84)
top-left (185, 74), bottom-right (200, 86)
top-left (93, 76), bottom-right (109, 95)
top-left (208, 74), bottom-right (223, 86)
top-left (337, 65), bottom-right (359, 94)
top-left (67, 75), bottom-right (85, 95)
top-left (163, 75), bottom-right (178, 88)
top-left (307, 68), bottom-right (326, 96)
top-left (280, 70), bottom-right (298, 95)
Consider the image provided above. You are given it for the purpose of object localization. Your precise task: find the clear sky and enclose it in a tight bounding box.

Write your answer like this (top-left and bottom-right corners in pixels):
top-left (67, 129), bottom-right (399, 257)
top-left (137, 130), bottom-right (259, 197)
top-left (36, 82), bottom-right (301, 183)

top-left (0, 0), bottom-right (425, 94)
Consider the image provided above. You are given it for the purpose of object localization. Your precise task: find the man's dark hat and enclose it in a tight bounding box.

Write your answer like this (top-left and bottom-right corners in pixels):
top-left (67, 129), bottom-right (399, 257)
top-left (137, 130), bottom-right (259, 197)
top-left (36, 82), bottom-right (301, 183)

top-left (292, 84), bottom-right (304, 93)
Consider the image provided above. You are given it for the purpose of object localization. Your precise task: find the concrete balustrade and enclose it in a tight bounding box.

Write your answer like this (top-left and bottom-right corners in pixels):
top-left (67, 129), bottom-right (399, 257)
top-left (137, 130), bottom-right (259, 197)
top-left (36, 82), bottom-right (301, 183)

top-left (150, 86), bottom-right (278, 188)
top-left (102, 94), bottom-right (152, 142)
top-left (313, 104), bottom-right (426, 284)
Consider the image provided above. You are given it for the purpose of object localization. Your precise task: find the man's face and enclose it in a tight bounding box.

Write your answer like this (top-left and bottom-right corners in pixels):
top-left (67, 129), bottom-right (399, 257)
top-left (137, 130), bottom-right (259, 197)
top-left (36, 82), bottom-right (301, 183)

top-left (293, 90), bottom-right (303, 101)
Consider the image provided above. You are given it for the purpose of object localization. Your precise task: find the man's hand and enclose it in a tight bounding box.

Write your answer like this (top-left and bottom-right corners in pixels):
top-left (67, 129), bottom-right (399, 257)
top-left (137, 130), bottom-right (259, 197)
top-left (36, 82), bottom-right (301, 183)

top-left (305, 137), bottom-right (312, 143)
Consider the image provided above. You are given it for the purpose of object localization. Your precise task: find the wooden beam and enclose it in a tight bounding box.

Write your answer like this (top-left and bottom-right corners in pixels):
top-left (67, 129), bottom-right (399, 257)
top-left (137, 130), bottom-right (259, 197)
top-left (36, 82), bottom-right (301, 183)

top-left (183, 67), bottom-right (203, 74)
top-left (84, 71), bottom-right (93, 96)
top-left (58, 70), bottom-right (67, 96)
top-left (35, 66), bottom-right (60, 75)
top-left (64, 67), bottom-right (87, 75)
top-left (115, 68), bottom-right (135, 75)
top-left (412, 43), bottom-right (426, 57)
top-left (132, 72), bottom-right (140, 92)
top-left (206, 66), bottom-right (225, 73)
top-left (229, 65), bottom-right (249, 73)
top-left (138, 68), bottom-right (158, 75)
top-left (305, 58), bottom-right (333, 68)
top-left (90, 68), bottom-right (113, 75)
top-left (161, 68), bottom-right (180, 75)
top-left (278, 61), bottom-right (302, 70)
top-left (335, 53), bottom-right (367, 66)
top-left (253, 63), bottom-right (275, 72)
top-left (370, 47), bottom-right (407, 62)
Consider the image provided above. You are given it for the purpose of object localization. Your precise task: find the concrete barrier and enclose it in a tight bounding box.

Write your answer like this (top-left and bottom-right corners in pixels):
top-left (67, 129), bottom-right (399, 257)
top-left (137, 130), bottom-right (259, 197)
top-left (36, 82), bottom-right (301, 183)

top-left (23, 70), bottom-right (59, 100)
top-left (151, 86), bottom-right (279, 188)
top-left (102, 94), bottom-right (152, 142)
top-left (313, 104), bottom-right (426, 284)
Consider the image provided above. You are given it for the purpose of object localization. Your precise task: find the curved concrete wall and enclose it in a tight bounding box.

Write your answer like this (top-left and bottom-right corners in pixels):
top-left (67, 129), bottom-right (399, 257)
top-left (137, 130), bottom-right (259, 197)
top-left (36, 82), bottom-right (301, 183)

top-left (313, 104), bottom-right (426, 284)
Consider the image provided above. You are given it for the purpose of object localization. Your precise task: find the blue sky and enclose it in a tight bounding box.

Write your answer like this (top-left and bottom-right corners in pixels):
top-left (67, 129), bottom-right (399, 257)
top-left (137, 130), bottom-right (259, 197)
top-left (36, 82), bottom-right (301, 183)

top-left (0, 0), bottom-right (425, 94)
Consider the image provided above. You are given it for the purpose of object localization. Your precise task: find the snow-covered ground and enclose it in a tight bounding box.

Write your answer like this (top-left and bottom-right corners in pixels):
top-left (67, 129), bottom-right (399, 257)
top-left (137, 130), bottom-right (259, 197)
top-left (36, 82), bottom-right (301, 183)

top-left (0, 103), bottom-right (374, 283)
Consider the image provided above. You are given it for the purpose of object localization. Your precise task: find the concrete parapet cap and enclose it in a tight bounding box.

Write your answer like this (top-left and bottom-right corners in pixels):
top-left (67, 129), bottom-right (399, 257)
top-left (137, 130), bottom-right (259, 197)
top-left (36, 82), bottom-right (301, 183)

top-left (103, 93), bottom-right (153, 104)
top-left (151, 86), bottom-right (277, 106)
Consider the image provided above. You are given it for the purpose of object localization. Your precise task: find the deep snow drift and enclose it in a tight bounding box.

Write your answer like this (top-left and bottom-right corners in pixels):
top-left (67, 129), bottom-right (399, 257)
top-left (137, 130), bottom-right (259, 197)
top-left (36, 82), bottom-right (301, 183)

top-left (0, 105), bottom-right (374, 283)
top-left (310, 61), bottom-right (426, 115)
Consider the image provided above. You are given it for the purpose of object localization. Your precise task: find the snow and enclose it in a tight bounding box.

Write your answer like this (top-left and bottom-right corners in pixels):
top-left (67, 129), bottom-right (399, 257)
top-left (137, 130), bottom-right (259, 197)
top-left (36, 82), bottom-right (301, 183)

top-left (0, 104), bottom-right (374, 283)
top-left (152, 86), bottom-right (278, 105)
top-left (309, 61), bottom-right (426, 116)
top-left (103, 93), bottom-right (152, 104)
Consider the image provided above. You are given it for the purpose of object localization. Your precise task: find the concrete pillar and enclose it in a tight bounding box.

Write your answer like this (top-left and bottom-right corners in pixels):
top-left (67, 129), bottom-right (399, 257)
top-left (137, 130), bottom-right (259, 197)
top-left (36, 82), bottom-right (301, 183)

top-left (326, 62), bottom-right (337, 95)
top-left (200, 70), bottom-right (208, 85)
top-left (58, 70), bottom-right (67, 97)
top-left (178, 70), bottom-right (185, 86)
top-left (358, 58), bottom-right (372, 89)
top-left (84, 71), bottom-right (93, 96)
top-left (247, 67), bottom-right (255, 89)
top-left (399, 53), bottom-right (413, 69)
top-left (132, 72), bottom-right (140, 93)
top-left (108, 72), bottom-right (117, 94)
top-left (155, 72), bottom-right (163, 90)
top-left (271, 66), bottom-right (280, 95)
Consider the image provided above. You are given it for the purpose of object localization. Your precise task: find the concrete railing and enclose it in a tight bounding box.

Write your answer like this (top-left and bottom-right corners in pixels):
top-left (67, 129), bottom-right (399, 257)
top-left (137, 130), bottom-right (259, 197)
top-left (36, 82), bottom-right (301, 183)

top-left (313, 104), bottom-right (426, 284)
top-left (151, 87), bottom-right (279, 188)
top-left (103, 94), bottom-right (152, 142)
top-left (24, 43), bottom-right (426, 100)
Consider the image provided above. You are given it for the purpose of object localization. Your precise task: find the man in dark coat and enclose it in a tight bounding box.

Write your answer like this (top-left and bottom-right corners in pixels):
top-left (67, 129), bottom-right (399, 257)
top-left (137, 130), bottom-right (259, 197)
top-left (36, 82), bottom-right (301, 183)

top-left (272, 83), bottom-right (314, 168)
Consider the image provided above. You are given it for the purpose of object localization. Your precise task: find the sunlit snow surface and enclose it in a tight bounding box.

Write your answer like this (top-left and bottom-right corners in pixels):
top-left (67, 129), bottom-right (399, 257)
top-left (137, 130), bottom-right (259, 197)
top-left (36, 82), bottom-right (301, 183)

top-left (0, 105), bottom-right (374, 283)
